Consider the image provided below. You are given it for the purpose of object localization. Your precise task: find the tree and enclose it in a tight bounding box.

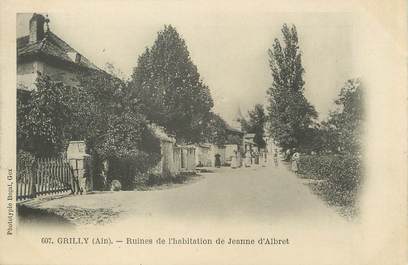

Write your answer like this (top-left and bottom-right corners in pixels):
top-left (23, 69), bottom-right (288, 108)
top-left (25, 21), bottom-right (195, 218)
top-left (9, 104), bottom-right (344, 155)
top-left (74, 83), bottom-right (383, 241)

top-left (266, 24), bottom-right (317, 151)
top-left (239, 104), bottom-right (266, 148)
top-left (128, 25), bottom-right (214, 143)
top-left (323, 79), bottom-right (363, 154)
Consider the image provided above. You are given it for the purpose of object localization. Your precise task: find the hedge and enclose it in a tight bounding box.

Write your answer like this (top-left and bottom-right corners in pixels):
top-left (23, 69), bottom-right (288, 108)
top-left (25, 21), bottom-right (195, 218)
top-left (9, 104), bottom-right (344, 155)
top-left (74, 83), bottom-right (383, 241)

top-left (298, 154), bottom-right (362, 193)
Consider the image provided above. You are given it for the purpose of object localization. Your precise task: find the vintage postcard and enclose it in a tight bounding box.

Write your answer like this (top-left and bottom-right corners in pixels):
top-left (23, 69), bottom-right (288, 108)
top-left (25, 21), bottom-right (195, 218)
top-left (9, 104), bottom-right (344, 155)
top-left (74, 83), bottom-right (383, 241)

top-left (0, 0), bottom-right (407, 264)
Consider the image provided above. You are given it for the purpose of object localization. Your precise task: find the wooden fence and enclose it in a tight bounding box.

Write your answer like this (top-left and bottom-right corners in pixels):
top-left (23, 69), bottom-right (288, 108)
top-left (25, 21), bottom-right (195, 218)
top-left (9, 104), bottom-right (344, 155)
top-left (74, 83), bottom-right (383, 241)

top-left (16, 157), bottom-right (79, 201)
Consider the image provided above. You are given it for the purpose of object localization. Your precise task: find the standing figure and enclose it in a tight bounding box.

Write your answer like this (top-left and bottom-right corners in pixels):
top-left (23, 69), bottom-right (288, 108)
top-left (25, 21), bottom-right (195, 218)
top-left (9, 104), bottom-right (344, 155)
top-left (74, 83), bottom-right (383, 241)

top-left (101, 160), bottom-right (109, 190)
top-left (245, 150), bottom-right (251, 167)
top-left (215, 153), bottom-right (221, 168)
top-left (260, 151), bottom-right (266, 167)
top-left (285, 149), bottom-right (292, 161)
top-left (291, 149), bottom-right (300, 173)
top-left (231, 150), bottom-right (238, 169)
top-left (254, 150), bottom-right (259, 165)
top-left (273, 148), bottom-right (279, 167)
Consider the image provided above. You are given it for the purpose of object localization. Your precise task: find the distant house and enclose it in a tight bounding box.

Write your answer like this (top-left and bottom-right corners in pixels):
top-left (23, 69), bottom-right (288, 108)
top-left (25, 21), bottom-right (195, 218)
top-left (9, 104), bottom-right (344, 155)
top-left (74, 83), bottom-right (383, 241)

top-left (225, 124), bottom-right (245, 145)
top-left (17, 13), bottom-right (100, 90)
top-left (214, 124), bottom-right (245, 167)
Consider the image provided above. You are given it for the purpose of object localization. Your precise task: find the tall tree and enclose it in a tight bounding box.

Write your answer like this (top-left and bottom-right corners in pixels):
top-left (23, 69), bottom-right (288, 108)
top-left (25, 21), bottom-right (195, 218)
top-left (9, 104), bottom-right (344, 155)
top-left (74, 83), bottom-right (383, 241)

top-left (266, 24), bottom-right (317, 151)
top-left (128, 25), bottom-right (214, 143)
top-left (239, 104), bottom-right (266, 148)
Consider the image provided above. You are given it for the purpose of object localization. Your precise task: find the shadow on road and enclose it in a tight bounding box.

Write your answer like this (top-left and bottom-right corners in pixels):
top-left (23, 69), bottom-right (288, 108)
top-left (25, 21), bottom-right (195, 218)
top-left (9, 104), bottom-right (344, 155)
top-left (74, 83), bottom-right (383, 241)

top-left (17, 204), bottom-right (74, 228)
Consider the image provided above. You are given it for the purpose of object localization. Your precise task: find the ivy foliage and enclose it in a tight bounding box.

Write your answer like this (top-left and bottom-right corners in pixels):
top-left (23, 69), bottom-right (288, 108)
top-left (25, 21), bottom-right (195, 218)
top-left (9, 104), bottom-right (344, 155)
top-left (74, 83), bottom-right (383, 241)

top-left (17, 71), bottom-right (161, 182)
top-left (17, 74), bottom-right (72, 157)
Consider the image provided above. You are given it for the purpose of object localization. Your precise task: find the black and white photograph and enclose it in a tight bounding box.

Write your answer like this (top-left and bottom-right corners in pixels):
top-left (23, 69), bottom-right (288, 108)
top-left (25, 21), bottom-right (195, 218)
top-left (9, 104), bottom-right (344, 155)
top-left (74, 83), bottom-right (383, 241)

top-left (0, 0), bottom-right (407, 264)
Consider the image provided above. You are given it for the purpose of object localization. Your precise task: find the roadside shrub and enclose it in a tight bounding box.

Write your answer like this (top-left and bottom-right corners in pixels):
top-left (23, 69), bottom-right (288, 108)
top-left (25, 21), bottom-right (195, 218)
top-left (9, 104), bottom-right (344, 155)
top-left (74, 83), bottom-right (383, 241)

top-left (110, 179), bottom-right (122, 191)
top-left (298, 154), bottom-right (362, 193)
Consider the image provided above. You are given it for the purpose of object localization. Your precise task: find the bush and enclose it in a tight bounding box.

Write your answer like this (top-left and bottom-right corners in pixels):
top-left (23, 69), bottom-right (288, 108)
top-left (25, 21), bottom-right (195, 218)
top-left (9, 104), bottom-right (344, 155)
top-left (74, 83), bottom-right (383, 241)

top-left (298, 154), bottom-right (362, 193)
top-left (110, 180), bottom-right (122, 191)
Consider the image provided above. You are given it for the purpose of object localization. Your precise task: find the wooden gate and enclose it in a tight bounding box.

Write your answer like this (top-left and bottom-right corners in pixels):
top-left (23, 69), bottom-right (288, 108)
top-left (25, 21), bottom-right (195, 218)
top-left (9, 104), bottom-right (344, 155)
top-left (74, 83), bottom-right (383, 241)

top-left (16, 157), bottom-right (79, 201)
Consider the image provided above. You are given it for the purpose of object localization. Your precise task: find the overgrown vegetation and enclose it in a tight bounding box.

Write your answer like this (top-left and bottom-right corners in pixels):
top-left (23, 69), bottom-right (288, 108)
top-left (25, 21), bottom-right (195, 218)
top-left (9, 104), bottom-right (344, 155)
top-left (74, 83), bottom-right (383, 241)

top-left (17, 72), bottom-right (161, 190)
top-left (17, 24), bottom-right (231, 191)
top-left (296, 80), bottom-right (364, 218)
top-left (17, 75), bottom-right (72, 157)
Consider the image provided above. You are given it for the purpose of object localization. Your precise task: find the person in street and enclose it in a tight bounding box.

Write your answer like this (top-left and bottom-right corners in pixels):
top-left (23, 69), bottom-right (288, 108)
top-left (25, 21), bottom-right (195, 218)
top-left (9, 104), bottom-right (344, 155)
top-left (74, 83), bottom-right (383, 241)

top-left (231, 150), bottom-right (238, 169)
top-left (215, 153), bottom-right (221, 168)
top-left (254, 150), bottom-right (259, 165)
top-left (291, 149), bottom-right (300, 173)
top-left (101, 160), bottom-right (109, 190)
top-left (259, 151), bottom-right (264, 167)
top-left (244, 150), bottom-right (251, 167)
top-left (285, 149), bottom-right (292, 161)
top-left (260, 151), bottom-right (266, 167)
top-left (273, 148), bottom-right (279, 167)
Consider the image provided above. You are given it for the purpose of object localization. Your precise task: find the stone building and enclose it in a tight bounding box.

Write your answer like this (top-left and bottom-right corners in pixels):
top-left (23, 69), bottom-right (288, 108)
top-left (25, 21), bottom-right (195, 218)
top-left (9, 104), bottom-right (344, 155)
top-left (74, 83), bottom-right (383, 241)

top-left (17, 13), bottom-right (100, 90)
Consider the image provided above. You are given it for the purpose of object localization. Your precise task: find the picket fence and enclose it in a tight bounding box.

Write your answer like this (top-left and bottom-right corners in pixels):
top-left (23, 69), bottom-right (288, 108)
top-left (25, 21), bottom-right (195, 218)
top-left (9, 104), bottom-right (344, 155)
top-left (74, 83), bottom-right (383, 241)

top-left (16, 157), bottom-right (80, 201)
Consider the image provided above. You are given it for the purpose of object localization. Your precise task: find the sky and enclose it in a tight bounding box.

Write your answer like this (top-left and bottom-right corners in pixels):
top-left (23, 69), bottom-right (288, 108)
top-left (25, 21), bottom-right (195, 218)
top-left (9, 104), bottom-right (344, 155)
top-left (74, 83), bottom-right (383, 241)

top-left (17, 8), bottom-right (355, 127)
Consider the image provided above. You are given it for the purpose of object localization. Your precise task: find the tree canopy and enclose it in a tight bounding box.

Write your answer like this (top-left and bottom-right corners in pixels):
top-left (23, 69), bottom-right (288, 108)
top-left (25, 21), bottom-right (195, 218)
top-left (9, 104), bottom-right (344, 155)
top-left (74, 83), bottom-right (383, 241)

top-left (128, 25), bottom-right (214, 144)
top-left (266, 24), bottom-right (317, 151)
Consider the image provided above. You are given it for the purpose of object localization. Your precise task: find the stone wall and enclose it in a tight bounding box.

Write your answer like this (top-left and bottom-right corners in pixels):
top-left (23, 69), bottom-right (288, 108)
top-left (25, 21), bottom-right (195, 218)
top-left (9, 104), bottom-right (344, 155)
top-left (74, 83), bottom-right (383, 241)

top-left (43, 62), bottom-right (80, 87)
top-left (17, 61), bottom-right (40, 90)
top-left (17, 59), bottom-right (81, 90)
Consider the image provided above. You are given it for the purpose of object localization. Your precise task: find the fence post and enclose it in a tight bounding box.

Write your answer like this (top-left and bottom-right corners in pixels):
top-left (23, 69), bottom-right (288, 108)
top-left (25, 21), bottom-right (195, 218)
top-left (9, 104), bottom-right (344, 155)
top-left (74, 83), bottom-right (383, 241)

top-left (31, 159), bottom-right (37, 198)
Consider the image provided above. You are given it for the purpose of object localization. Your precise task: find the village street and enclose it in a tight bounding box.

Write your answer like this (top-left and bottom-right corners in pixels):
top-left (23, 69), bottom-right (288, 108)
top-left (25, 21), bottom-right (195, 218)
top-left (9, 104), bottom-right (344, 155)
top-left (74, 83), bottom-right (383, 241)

top-left (18, 162), bottom-right (362, 264)
top-left (20, 162), bottom-right (351, 228)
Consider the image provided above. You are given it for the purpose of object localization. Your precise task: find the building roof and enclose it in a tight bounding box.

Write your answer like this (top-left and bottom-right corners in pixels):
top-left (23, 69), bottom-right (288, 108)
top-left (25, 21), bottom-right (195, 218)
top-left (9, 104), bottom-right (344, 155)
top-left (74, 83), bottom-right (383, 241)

top-left (17, 31), bottom-right (99, 70)
top-left (225, 123), bottom-right (244, 135)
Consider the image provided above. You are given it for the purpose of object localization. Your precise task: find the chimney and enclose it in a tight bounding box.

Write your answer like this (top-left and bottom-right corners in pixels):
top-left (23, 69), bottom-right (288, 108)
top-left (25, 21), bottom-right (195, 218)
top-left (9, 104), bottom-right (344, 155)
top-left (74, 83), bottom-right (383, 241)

top-left (29, 13), bottom-right (45, 43)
